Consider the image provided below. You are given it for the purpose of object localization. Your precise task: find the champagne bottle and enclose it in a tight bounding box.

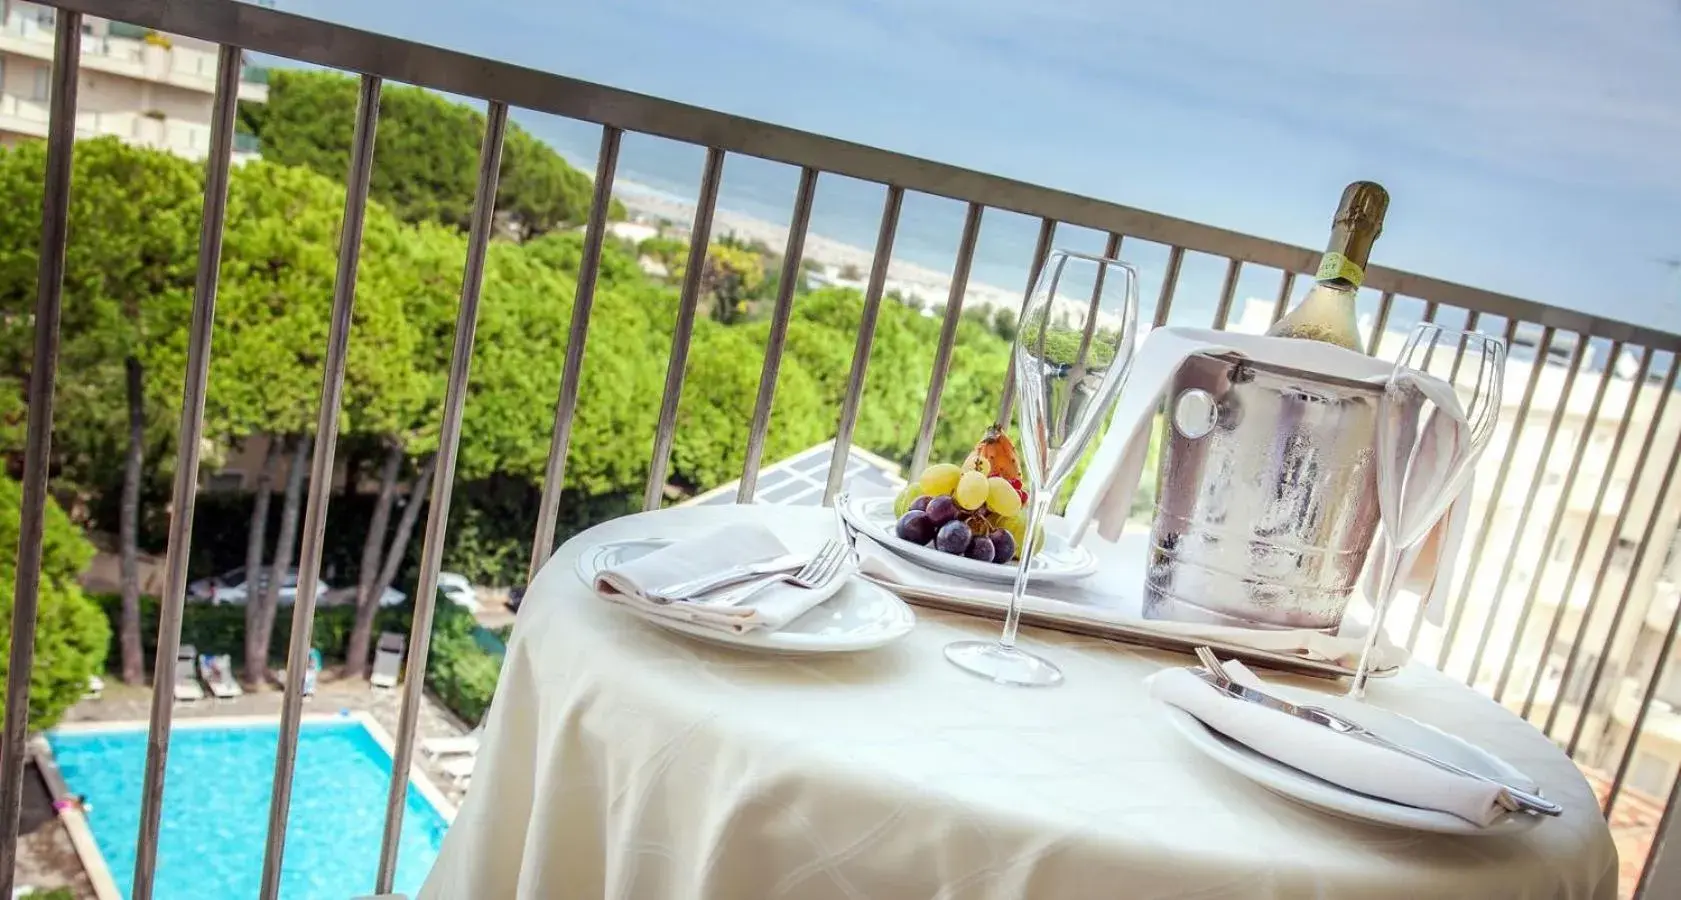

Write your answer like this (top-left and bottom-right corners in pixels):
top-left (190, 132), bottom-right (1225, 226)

top-left (1266, 181), bottom-right (1389, 351)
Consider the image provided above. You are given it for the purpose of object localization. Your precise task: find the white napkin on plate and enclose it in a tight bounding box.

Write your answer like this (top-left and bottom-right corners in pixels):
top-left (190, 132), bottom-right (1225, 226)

top-left (1064, 326), bottom-right (1473, 626)
top-left (592, 525), bottom-right (844, 634)
top-left (854, 535), bottom-right (1407, 671)
top-left (1148, 660), bottom-right (1534, 826)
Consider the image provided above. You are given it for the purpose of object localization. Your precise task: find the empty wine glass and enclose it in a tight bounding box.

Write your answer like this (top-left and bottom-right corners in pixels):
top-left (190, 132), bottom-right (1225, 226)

top-left (1348, 323), bottom-right (1504, 699)
top-left (944, 250), bottom-right (1139, 687)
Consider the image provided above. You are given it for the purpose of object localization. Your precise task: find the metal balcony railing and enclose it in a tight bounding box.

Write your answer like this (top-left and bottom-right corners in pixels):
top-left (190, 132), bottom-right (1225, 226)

top-left (1, 1), bottom-right (1679, 898)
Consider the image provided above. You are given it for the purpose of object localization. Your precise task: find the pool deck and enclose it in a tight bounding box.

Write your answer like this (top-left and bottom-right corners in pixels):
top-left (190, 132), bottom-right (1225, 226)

top-left (13, 758), bottom-right (99, 899)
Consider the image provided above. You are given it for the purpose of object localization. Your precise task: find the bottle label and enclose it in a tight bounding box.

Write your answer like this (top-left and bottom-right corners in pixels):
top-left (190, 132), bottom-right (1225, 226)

top-left (1316, 252), bottom-right (1365, 287)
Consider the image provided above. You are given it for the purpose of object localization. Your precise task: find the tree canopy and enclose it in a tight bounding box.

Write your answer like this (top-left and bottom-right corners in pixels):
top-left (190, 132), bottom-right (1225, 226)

top-left (239, 70), bottom-right (624, 239)
top-left (0, 138), bottom-right (203, 511)
top-left (0, 138), bottom-right (1015, 537)
top-left (0, 107), bottom-right (1023, 683)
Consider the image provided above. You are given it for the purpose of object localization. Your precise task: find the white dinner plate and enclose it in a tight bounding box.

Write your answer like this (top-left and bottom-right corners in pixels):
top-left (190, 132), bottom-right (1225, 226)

top-left (574, 539), bottom-right (916, 654)
top-left (840, 495), bottom-right (1097, 585)
top-left (1161, 690), bottom-right (1544, 836)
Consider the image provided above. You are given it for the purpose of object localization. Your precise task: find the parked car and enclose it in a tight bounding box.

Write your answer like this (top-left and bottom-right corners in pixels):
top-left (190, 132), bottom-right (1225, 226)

top-left (436, 571), bottom-right (479, 613)
top-left (187, 567), bottom-right (404, 606)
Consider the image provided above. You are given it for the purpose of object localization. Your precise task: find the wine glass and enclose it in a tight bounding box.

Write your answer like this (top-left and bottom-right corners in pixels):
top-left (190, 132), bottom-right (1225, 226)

top-left (944, 250), bottom-right (1139, 687)
top-left (1348, 323), bottom-right (1504, 699)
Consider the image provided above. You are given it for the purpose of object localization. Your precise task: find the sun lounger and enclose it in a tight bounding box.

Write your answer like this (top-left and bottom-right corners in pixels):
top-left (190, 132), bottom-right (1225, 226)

top-left (198, 653), bottom-right (242, 699)
top-left (370, 632), bottom-right (405, 689)
top-left (440, 754), bottom-right (476, 784)
top-left (174, 645), bottom-right (204, 702)
top-left (421, 726), bottom-right (481, 759)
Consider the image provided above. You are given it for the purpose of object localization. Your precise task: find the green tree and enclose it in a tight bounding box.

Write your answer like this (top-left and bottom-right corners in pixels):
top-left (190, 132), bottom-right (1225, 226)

top-left (0, 476), bottom-right (109, 731)
top-left (637, 236), bottom-right (770, 323)
top-left (201, 160), bottom-right (434, 685)
top-left (241, 70), bottom-right (623, 238)
top-left (0, 138), bottom-right (202, 685)
top-left (338, 219), bottom-right (461, 677)
top-left (636, 235), bottom-right (687, 272)
top-left (777, 288), bottom-right (1012, 470)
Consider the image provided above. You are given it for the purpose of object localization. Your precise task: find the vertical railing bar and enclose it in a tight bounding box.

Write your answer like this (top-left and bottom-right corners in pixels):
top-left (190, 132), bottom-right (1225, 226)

top-left (737, 166), bottom-right (819, 503)
top-left (1525, 349), bottom-right (1657, 719)
top-left (1412, 304), bottom-right (1458, 380)
top-left (823, 185), bottom-right (905, 505)
top-left (1433, 318), bottom-right (1532, 671)
top-left (1445, 312), bottom-right (1488, 393)
top-left (1462, 335), bottom-right (1588, 686)
top-left (1601, 429), bottom-right (1681, 814)
top-left (996, 217), bottom-right (1056, 426)
top-left (1568, 380), bottom-right (1681, 757)
top-left (1268, 270), bottom-right (1295, 326)
top-left (129, 44), bottom-right (242, 900)
top-left (527, 126), bottom-right (622, 578)
top-left (1209, 258), bottom-right (1242, 331)
top-left (258, 73), bottom-right (383, 900)
top-left (1492, 341), bottom-right (1622, 703)
top-left (1151, 246), bottom-right (1186, 330)
top-left (0, 15), bottom-right (78, 896)
top-left (375, 101), bottom-right (508, 893)
top-left (907, 202), bottom-right (986, 479)
top-left (642, 147), bottom-right (724, 511)
top-left (1544, 361), bottom-right (1678, 738)
top-left (1365, 291), bottom-right (1395, 356)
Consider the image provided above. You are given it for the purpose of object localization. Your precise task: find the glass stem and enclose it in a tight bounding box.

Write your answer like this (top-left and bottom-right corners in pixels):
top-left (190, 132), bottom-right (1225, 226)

top-left (1001, 494), bottom-right (1053, 649)
top-left (1349, 545), bottom-right (1407, 699)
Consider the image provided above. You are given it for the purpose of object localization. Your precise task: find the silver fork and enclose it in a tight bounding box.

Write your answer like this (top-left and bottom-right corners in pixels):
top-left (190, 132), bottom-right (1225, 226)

top-left (1191, 647), bottom-right (1561, 816)
top-left (694, 539), bottom-right (849, 607)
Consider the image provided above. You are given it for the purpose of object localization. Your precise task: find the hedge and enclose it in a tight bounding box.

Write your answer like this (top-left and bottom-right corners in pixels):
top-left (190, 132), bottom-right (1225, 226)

top-left (0, 478), bottom-right (108, 732)
top-left (95, 593), bottom-right (501, 725)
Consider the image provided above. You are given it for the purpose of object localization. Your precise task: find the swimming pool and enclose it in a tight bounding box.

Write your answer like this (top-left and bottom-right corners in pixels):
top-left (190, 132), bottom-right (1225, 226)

top-left (47, 717), bottom-right (450, 899)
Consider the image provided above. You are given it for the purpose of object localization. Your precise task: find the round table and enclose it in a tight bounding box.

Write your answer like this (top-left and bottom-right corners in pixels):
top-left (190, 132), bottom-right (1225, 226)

top-left (420, 506), bottom-right (1616, 900)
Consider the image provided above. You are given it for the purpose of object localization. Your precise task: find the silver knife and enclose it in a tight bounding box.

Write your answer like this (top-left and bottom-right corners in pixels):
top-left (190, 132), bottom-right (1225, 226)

top-left (1189, 665), bottom-right (1562, 817)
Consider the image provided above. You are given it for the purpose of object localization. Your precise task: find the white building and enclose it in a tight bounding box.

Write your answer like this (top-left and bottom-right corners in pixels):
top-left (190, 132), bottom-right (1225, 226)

top-left (0, 1), bottom-right (265, 160)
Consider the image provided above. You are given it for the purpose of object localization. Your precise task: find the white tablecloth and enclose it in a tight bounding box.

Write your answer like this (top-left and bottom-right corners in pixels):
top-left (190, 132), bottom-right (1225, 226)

top-left (420, 506), bottom-right (1616, 900)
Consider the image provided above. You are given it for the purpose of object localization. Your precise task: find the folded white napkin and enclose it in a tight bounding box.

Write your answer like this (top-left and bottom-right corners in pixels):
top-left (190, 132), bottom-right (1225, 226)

top-left (592, 525), bottom-right (846, 634)
top-left (1064, 326), bottom-right (1472, 626)
top-left (854, 535), bottom-right (1407, 671)
top-left (1149, 660), bottom-right (1533, 826)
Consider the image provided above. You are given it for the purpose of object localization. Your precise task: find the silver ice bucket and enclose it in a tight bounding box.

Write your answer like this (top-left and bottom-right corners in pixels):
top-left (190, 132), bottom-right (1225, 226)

top-left (1144, 352), bottom-right (1418, 631)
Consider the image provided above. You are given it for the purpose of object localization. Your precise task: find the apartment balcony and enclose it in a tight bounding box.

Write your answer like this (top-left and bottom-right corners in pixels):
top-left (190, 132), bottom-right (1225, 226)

top-left (0, 92), bottom-right (48, 139)
top-left (0, 91), bottom-right (238, 161)
top-left (0, 12), bottom-right (267, 102)
top-left (1, 0), bottom-right (1679, 899)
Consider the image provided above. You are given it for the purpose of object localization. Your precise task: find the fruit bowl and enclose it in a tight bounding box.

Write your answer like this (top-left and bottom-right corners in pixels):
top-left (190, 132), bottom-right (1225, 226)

top-left (840, 495), bottom-right (1099, 585)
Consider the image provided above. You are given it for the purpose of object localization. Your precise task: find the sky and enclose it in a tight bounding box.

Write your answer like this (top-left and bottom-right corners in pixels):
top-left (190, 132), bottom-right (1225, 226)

top-left (269, 0), bottom-right (1681, 328)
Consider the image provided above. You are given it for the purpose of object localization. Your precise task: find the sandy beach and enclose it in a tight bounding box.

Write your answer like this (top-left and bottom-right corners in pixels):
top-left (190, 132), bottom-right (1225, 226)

top-left (612, 181), bottom-right (1026, 315)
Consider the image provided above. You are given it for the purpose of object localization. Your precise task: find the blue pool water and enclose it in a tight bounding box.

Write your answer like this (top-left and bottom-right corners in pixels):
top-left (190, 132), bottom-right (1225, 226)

top-left (47, 719), bottom-right (449, 899)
